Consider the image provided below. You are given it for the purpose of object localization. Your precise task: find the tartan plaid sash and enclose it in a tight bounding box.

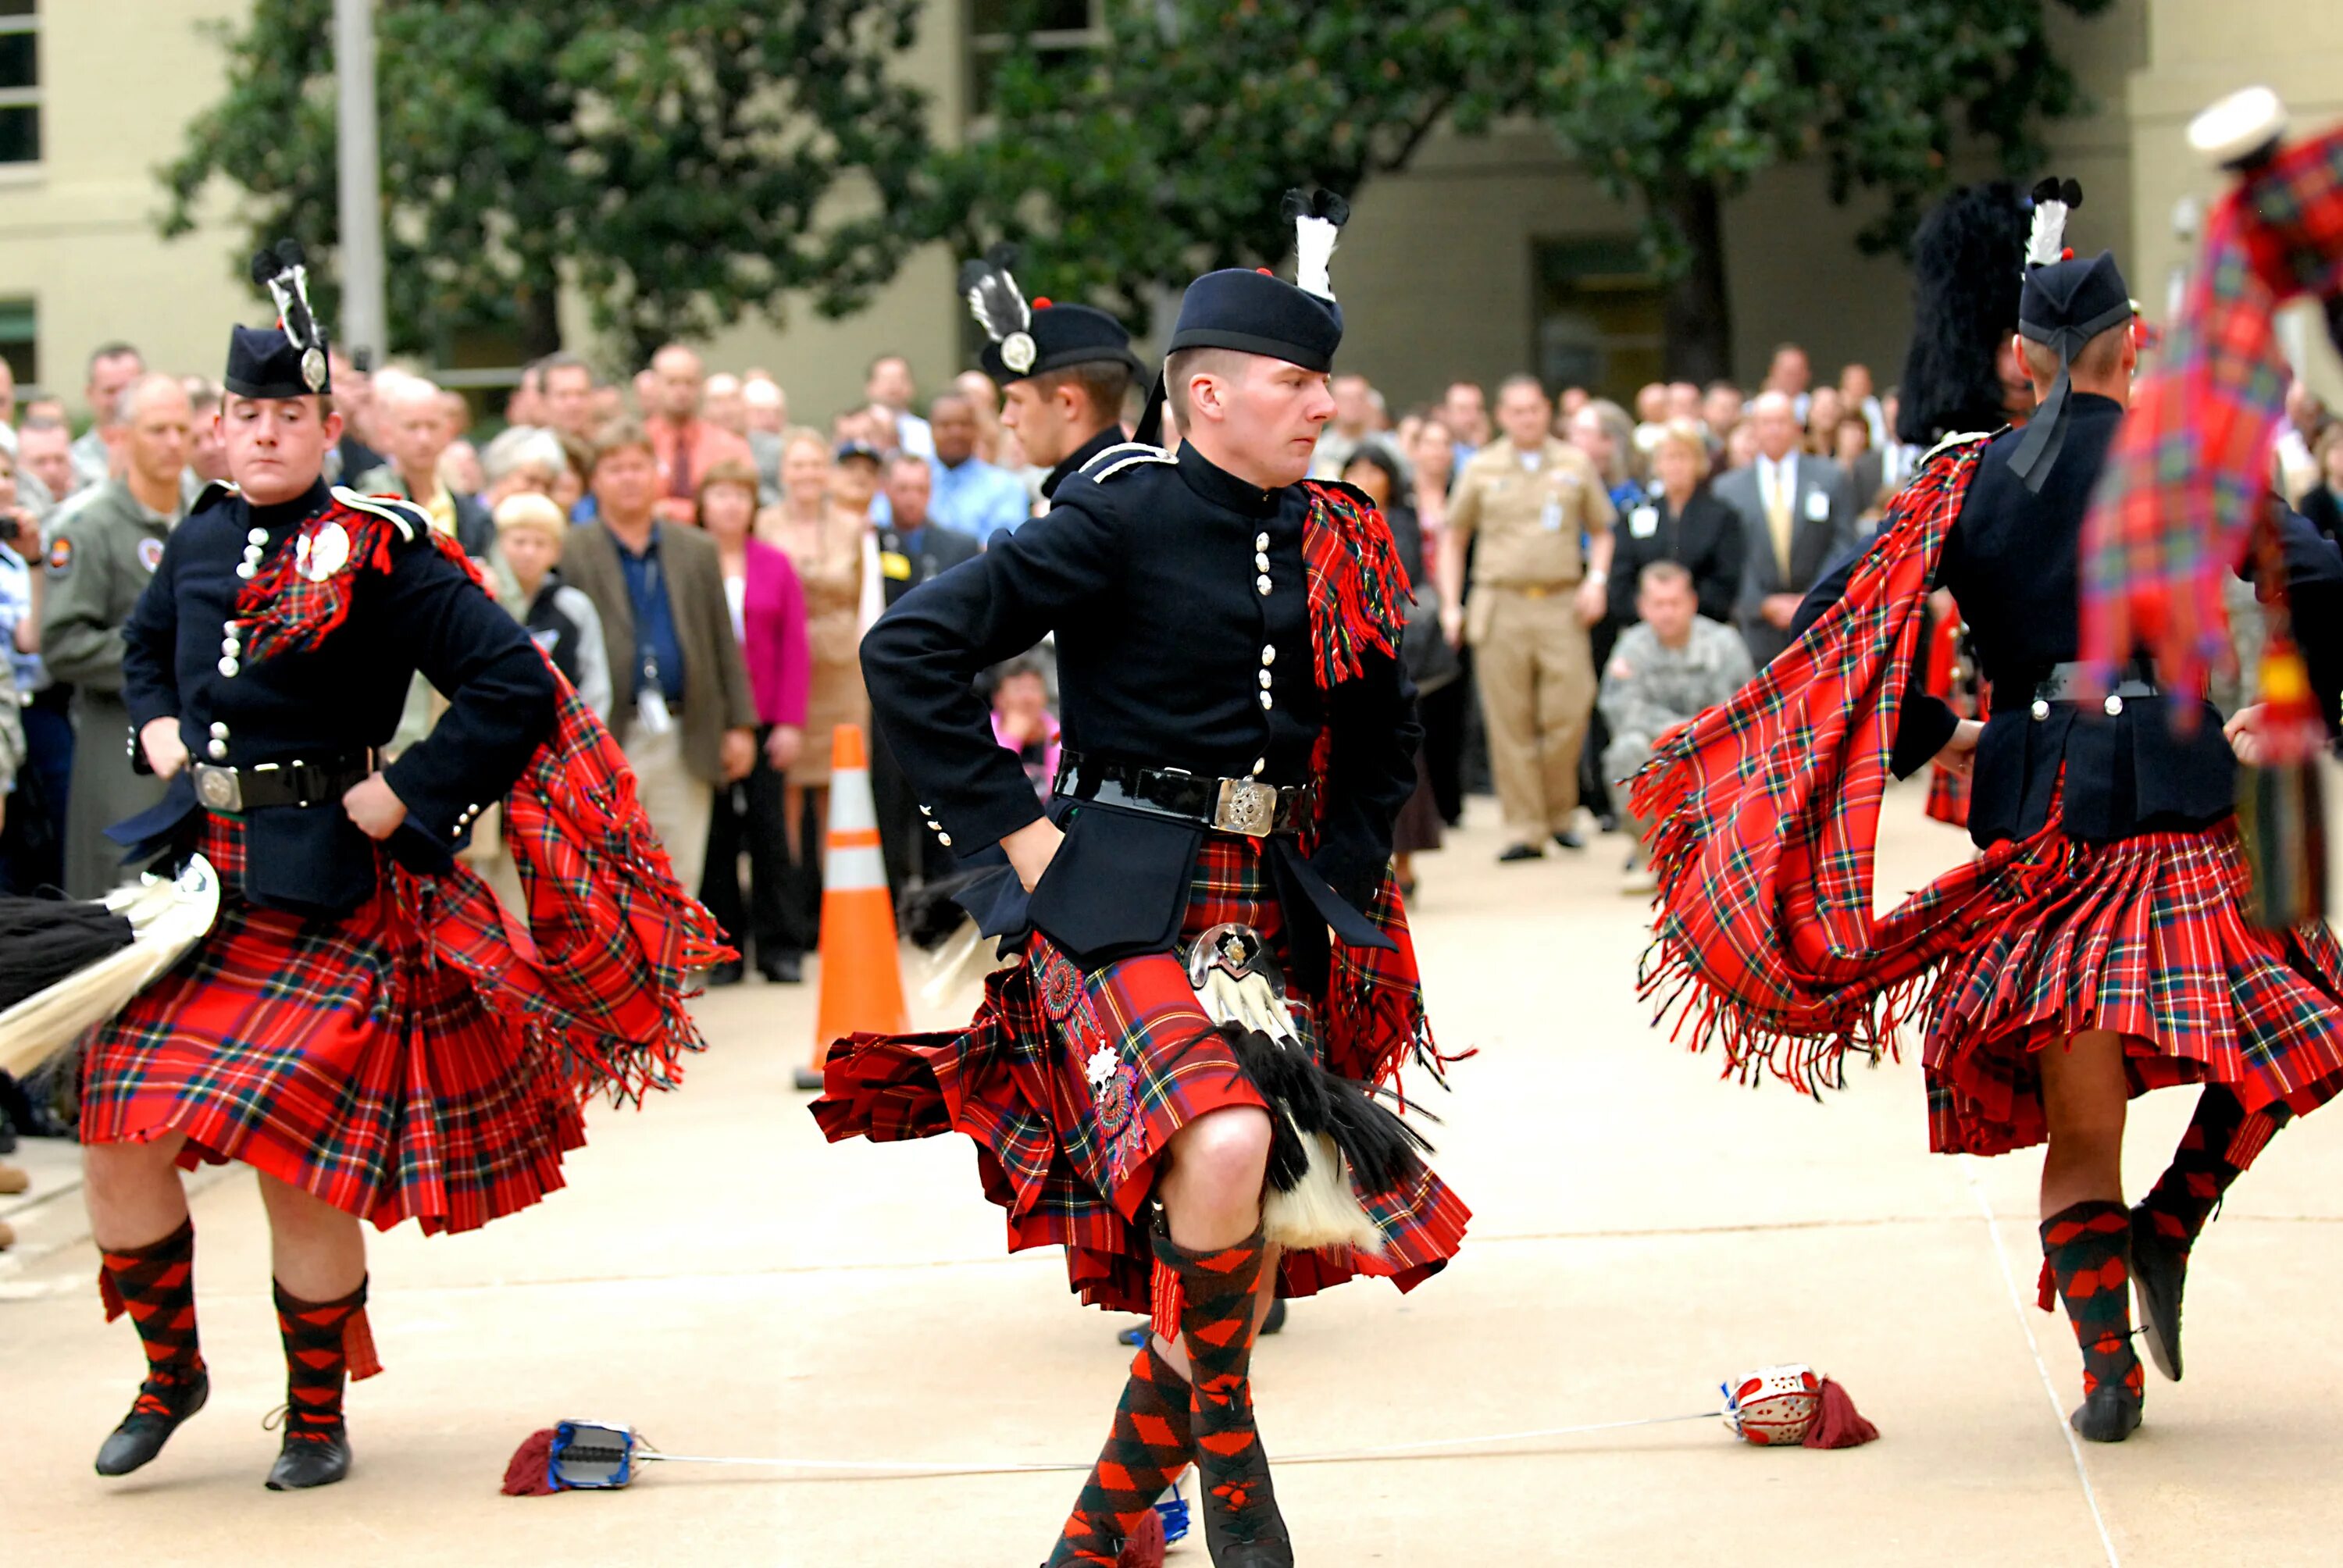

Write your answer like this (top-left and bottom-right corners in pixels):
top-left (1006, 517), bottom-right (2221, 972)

top-left (2081, 122), bottom-right (2343, 697)
top-left (233, 509), bottom-right (729, 1108)
top-left (1296, 481), bottom-right (1448, 1090)
top-left (1626, 437), bottom-right (2027, 1092)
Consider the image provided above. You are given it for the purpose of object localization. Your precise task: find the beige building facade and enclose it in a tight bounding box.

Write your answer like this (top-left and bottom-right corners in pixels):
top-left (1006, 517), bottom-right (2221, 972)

top-left (0, 1), bottom-right (2330, 429)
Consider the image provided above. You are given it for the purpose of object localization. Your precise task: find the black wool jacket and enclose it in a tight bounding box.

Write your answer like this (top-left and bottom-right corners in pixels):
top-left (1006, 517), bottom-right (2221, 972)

top-left (113, 479), bottom-right (557, 915)
top-left (1803, 396), bottom-right (2343, 848)
top-left (860, 441), bottom-right (1419, 975)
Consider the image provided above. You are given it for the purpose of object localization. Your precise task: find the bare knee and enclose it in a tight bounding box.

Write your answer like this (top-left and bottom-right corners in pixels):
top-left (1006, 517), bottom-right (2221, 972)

top-left (83, 1136), bottom-right (186, 1198)
top-left (1168, 1107), bottom-right (1273, 1199)
top-left (257, 1173), bottom-right (352, 1236)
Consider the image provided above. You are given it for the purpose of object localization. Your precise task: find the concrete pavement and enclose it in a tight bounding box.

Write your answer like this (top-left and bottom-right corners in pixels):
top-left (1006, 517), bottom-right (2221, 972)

top-left (9, 786), bottom-right (2343, 1566)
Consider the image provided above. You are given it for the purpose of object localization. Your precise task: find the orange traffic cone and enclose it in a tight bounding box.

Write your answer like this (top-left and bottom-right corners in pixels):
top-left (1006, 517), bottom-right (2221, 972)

top-left (793, 724), bottom-right (908, 1091)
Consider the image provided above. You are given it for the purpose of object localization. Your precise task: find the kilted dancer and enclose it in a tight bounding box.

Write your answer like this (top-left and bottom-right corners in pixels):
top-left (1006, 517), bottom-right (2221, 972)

top-left (813, 194), bottom-right (1468, 1566)
top-left (1632, 180), bottom-right (2343, 1445)
top-left (77, 248), bottom-right (723, 1489)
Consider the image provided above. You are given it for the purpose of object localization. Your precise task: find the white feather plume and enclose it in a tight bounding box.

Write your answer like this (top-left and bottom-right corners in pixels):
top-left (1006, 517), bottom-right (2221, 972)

top-left (1294, 215), bottom-right (1339, 302)
top-left (2024, 200), bottom-right (2067, 270)
top-left (2024, 177), bottom-right (2081, 271)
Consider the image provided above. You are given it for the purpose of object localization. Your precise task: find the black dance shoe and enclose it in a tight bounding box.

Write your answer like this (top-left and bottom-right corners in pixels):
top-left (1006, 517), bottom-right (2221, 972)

top-left (266, 1425), bottom-right (352, 1490)
top-left (1261, 1297), bottom-right (1287, 1336)
top-left (2068, 1384), bottom-right (2142, 1443)
top-left (1203, 1502), bottom-right (1294, 1568)
top-left (1497, 843), bottom-right (1545, 863)
top-left (2131, 1203), bottom-right (2188, 1382)
top-left (758, 951), bottom-right (804, 985)
top-left (705, 959), bottom-right (746, 988)
top-left (1552, 829), bottom-right (1588, 851)
top-left (95, 1367), bottom-right (209, 1477)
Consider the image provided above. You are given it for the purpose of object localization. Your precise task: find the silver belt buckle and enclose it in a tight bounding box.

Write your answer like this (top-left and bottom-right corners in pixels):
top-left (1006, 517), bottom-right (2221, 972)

top-left (194, 764), bottom-right (243, 814)
top-left (1214, 776), bottom-right (1279, 838)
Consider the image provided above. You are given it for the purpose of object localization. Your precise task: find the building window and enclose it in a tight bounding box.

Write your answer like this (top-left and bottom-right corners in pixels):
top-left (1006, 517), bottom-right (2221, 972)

top-left (968, 0), bottom-right (1102, 119)
top-left (0, 1), bottom-right (36, 166)
top-left (0, 298), bottom-right (36, 390)
top-left (1534, 237), bottom-right (1663, 401)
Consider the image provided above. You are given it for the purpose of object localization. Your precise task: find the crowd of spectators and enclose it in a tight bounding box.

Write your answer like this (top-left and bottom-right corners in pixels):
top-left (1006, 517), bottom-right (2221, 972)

top-left (9, 319), bottom-right (2328, 1022)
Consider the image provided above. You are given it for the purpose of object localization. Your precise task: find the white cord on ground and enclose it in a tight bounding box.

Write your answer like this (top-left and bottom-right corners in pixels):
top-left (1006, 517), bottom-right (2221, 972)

top-left (633, 1409), bottom-right (1725, 1481)
top-left (1960, 1156), bottom-right (2123, 1568)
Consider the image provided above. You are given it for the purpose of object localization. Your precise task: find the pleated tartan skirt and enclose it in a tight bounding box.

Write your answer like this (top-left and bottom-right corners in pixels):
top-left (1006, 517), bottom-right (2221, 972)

top-left (813, 834), bottom-right (1469, 1314)
top-left (78, 812), bottom-right (589, 1234)
top-left (1924, 821), bottom-right (2343, 1156)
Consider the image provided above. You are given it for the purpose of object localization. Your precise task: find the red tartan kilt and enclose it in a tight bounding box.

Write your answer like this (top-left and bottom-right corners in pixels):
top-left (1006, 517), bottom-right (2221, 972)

top-left (78, 813), bottom-right (587, 1234)
top-left (813, 834), bottom-right (1468, 1313)
top-left (1924, 821), bottom-right (2343, 1156)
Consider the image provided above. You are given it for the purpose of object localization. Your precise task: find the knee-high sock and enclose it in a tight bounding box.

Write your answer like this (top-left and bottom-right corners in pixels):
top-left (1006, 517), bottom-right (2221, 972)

top-left (2040, 1200), bottom-right (2142, 1402)
top-left (2141, 1084), bottom-right (2285, 1252)
top-left (1046, 1342), bottom-right (1194, 1568)
top-left (1155, 1225), bottom-right (1286, 1546)
top-left (273, 1277), bottom-right (382, 1444)
top-left (98, 1219), bottom-right (203, 1409)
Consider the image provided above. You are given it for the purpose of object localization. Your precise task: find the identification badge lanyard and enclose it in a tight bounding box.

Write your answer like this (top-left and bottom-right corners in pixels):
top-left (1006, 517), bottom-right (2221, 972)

top-left (635, 554), bottom-right (675, 737)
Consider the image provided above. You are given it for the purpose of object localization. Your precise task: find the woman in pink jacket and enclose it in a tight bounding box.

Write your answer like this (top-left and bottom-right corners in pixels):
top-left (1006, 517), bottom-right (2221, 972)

top-left (697, 461), bottom-right (811, 983)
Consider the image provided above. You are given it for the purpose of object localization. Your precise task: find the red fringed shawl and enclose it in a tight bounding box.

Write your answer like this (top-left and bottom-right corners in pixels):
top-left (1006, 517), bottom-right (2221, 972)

top-left (235, 498), bottom-right (730, 1106)
top-left (1297, 479), bottom-right (1453, 1090)
top-left (1624, 439), bottom-right (2043, 1092)
top-left (2081, 122), bottom-right (2343, 697)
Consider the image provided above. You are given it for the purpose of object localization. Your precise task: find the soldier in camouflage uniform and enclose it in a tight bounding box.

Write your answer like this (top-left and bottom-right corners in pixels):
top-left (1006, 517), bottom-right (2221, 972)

top-left (1599, 559), bottom-right (1753, 890)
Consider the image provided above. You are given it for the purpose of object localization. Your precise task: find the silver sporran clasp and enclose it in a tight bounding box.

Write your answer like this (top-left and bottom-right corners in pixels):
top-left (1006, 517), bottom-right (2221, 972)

top-left (1187, 922), bottom-right (1300, 1043)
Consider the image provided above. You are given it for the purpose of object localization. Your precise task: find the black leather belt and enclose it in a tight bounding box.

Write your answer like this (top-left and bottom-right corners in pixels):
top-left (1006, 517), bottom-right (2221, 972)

top-left (2030, 658), bottom-right (2170, 719)
top-left (194, 750), bottom-right (376, 814)
top-left (1054, 752), bottom-right (1313, 838)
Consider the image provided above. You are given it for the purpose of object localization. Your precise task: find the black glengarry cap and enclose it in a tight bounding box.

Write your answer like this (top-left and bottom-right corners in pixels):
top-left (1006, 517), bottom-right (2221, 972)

top-left (226, 240), bottom-right (331, 401)
top-left (1135, 187), bottom-right (1350, 444)
top-left (960, 246), bottom-right (1146, 384)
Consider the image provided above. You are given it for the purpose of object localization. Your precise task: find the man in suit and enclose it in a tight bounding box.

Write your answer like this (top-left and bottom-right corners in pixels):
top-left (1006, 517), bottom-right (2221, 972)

top-left (562, 420), bottom-right (758, 892)
top-left (1718, 390), bottom-right (1856, 666)
top-left (870, 451), bottom-right (979, 893)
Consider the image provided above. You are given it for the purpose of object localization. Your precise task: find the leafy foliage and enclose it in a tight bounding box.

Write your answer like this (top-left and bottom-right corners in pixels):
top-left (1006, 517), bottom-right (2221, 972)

top-left (1536, 0), bottom-right (2113, 270)
top-left (943, 0), bottom-right (2113, 367)
top-left (161, 0), bottom-right (933, 365)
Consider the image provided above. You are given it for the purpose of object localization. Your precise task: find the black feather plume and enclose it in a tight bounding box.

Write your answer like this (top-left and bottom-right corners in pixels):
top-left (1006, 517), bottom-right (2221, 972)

top-left (1895, 180), bottom-right (2030, 446)
top-left (958, 244), bottom-right (1029, 344)
top-left (1225, 1026), bottom-right (1433, 1196)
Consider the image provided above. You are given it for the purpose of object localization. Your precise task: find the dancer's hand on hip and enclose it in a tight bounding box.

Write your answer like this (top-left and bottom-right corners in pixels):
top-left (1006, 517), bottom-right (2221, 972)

top-left (1935, 718), bottom-right (1983, 779)
top-left (1002, 815), bottom-right (1064, 892)
top-left (140, 717), bottom-right (189, 780)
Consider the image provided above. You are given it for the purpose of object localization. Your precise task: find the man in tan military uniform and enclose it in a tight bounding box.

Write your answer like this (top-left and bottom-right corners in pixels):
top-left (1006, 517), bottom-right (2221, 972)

top-left (1437, 374), bottom-right (1616, 860)
top-left (39, 374), bottom-right (190, 896)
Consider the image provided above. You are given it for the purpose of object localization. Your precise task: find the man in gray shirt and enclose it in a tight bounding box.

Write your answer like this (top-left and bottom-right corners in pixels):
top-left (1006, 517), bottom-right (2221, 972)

top-left (1599, 559), bottom-right (1754, 892)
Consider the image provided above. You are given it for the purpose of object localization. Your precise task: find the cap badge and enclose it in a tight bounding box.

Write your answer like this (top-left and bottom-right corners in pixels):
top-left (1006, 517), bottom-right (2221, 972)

top-left (301, 346), bottom-right (328, 393)
top-left (1001, 331), bottom-right (1037, 375)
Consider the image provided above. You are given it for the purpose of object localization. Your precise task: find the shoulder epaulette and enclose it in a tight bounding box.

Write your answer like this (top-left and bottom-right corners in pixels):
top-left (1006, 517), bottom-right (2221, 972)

top-left (1078, 442), bottom-right (1176, 483)
top-left (1920, 429), bottom-right (1999, 465)
top-left (190, 479), bottom-right (241, 516)
top-left (330, 486), bottom-right (424, 543)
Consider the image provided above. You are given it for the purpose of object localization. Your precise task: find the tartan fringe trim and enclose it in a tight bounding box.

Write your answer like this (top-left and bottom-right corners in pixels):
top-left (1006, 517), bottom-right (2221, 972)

top-left (1299, 480), bottom-right (1407, 691)
top-left (1632, 922), bottom-right (1935, 1099)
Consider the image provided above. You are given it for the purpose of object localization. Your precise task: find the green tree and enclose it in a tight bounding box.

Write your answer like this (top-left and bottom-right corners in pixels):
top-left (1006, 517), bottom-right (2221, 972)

top-left (161, 1), bottom-right (933, 367)
top-left (943, 0), bottom-right (2112, 382)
